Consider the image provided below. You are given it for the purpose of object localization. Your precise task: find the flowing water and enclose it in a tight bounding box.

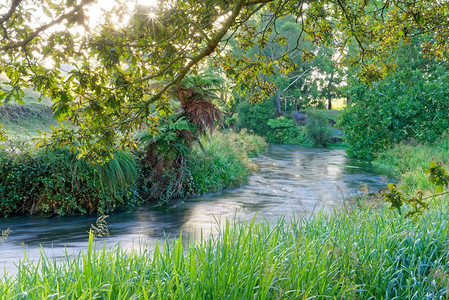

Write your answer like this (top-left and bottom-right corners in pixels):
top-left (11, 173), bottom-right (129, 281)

top-left (0, 145), bottom-right (390, 275)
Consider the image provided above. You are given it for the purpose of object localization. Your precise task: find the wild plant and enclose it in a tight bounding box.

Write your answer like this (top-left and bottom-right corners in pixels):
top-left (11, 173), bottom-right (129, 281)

top-left (0, 228), bottom-right (11, 243)
top-left (90, 215), bottom-right (110, 238)
top-left (381, 160), bottom-right (449, 218)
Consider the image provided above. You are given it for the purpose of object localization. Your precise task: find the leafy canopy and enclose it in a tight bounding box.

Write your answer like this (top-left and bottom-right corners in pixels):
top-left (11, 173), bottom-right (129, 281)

top-left (1, 0), bottom-right (448, 158)
top-left (339, 38), bottom-right (449, 159)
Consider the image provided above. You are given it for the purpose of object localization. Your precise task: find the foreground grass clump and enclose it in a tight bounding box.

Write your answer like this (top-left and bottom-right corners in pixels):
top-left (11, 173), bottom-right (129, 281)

top-left (374, 134), bottom-right (449, 195)
top-left (2, 201), bottom-right (448, 299)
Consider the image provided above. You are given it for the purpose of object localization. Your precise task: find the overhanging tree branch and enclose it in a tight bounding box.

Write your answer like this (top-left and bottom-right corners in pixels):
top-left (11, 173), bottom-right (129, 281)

top-left (0, 0), bottom-right (23, 25)
top-left (0, 0), bottom-right (95, 51)
top-left (127, 0), bottom-right (249, 123)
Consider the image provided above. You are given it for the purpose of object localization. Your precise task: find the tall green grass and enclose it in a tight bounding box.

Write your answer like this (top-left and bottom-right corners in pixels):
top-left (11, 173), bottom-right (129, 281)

top-left (374, 133), bottom-right (449, 195)
top-left (188, 130), bottom-right (267, 195)
top-left (2, 200), bottom-right (448, 298)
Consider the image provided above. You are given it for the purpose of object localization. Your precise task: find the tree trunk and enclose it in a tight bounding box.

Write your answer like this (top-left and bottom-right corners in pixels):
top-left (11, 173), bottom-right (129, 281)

top-left (284, 97), bottom-right (287, 116)
top-left (326, 71), bottom-right (335, 110)
top-left (275, 90), bottom-right (281, 116)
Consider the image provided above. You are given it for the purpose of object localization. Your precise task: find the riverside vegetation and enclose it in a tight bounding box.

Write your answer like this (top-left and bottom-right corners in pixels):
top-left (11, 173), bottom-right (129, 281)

top-left (1, 139), bottom-right (448, 298)
top-left (235, 99), bottom-right (338, 148)
top-left (0, 130), bottom-right (267, 217)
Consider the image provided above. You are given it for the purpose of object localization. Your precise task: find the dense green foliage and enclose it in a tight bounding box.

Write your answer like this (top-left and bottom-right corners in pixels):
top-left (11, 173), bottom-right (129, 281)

top-left (0, 71), bottom-right (267, 216)
top-left (375, 134), bottom-right (449, 196)
top-left (188, 131), bottom-right (267, 195)
top-left (137, 124), bottom-right (267, 202)
top-left (235, 98), bottom-right (275, 137)
top-left (135, 116), bottom-right (198, 202)
top-left (304, 110), bottom-right (334, 147)
top-left (0, 131), bottom-right (266, 216)
top-left (236, 100), bottom-right (335, 147)
top-left (266, 117), bottom-right (309, 145)
top-left (0, 147), bottom-right (139, 217)
top-left (339, 41), bottom-right (449, 159)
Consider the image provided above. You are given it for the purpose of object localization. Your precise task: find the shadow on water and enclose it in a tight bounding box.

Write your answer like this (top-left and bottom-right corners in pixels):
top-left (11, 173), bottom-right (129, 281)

top-left (0, 144), bottom-right (391, 275)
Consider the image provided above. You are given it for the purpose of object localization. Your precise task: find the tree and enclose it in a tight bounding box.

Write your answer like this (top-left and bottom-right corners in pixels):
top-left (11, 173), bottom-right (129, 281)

top-left (241, 15), bottom-right (331, 112)
top-left (339, 38), bottom-right (449, 159)
top-left (135, 72), bottom-right (223, 201)
top-left (169, 73), bottom-right (223, 134)
top-left (1, 0), bottom-right (448, 158)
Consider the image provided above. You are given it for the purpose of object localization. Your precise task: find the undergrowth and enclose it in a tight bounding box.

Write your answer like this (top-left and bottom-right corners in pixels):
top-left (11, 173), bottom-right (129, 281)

top-left (0, 146), bottom-right (140, 217)
top-left (188, 130), bottom-right (267, 195)
top-left (0, 131), bottom-right (266, 216)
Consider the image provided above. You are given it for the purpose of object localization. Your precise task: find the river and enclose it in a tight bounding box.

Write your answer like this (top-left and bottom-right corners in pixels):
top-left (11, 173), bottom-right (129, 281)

top-left (0, 145), bottom-right (389, 275)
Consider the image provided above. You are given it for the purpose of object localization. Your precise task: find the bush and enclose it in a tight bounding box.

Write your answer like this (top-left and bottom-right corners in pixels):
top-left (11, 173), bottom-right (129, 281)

top-left (266, 117), bottom-right (310, 145)
top-left (305, 109), bottom-right (333, 147)
top-left (187, 130), bottom-right (267, 195)
top-left (235, 98), bottom-right (275, 136)
top-left (135, 116), bottom-right (196, 202)
top-left (0, 146), bottom-right (140, 217)
top-left (339, 41), bottom-right (449, 159)
top-left (136, 120), bottom-right (267, 204)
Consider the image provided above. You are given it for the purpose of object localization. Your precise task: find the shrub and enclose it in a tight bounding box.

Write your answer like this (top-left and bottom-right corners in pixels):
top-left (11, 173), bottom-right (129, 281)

top-left (339, 41), bottom-right (449, 159)
top-left (187, 130), bottom-right (267, 195)
top-left (235, 98), bottom-right (275, 136)
top-left (305, 109), bottom-right (333, 147)
top-left (135, 116), bottom-right (196, 202)
top-left (266, 117), bottom-right (310, 145)
top-left (0, 146), bottom-right (140, 217)
top-left (136, 121), bottom-right (267, 204)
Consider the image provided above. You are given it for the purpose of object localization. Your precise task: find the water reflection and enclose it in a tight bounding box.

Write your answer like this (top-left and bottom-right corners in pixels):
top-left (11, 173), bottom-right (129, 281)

top-left (0, 145), bottom-right (389, 275)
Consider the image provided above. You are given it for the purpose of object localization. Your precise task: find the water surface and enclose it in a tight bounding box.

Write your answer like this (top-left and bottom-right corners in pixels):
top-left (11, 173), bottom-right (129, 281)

top-left (0, 145), bottom-right (389, 275)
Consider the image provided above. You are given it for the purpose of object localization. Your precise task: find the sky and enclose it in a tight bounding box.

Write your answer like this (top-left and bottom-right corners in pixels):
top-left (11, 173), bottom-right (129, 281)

top-left (85, 0), bottom-right (158, 28)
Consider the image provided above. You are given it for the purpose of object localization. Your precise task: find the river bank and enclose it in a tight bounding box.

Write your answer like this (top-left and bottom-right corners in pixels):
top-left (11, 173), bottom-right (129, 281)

top-left (0, 130), bottom-right (267, 217)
